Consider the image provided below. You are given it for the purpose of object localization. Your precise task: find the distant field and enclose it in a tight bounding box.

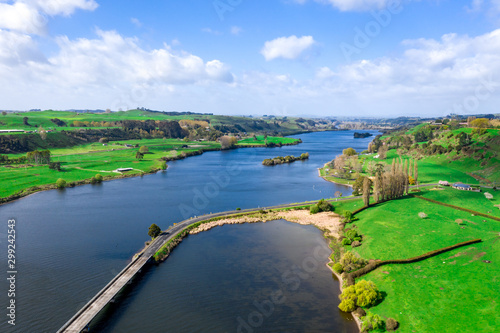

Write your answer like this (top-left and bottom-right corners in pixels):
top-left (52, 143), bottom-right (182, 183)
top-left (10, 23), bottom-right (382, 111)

top-left (0, 135), bottom-right (301, 199)
top-left (349, 190), bottom-right (500, 332)
top-left (236, 135), bottom-right (300, 146)
top-left (0, 138), bottom-right (219, 198)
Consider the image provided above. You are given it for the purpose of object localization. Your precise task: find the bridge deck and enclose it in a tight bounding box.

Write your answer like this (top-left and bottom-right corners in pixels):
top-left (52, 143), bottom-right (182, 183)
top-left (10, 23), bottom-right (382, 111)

top-left (60, 256), bottom-right (149, 333)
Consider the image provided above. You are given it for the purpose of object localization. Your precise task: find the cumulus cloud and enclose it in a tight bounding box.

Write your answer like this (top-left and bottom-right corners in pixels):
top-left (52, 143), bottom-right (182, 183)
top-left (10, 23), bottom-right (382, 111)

top-left (295, 0), bottom-right (404, 11)
top-left (27, 0), bottom-right (98, 16)
top-left (0, 2), bottom-right (46, 34)
top-left (261, 35), bottom-right (315, 61)
top-left (0, 0), bottom-right (98, 35)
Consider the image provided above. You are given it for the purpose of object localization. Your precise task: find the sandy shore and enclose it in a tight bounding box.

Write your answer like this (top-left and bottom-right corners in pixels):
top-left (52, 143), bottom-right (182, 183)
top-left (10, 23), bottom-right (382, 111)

top-left (189, 209), bottom-right (343, 238)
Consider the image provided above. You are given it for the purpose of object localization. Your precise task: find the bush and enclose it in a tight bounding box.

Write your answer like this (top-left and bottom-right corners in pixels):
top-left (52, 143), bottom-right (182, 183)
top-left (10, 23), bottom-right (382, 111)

top-left (361, 312), bottom-right (384, 332)
top-left (341, 238), bottom-right (352, 246)
top-left (236, 207), bottom-right (241, 211)
top-left (90, 177), bottom-right (97, 184)
top-left (340, 251), bottom-right (367, 272)
top-left (343, 210), bottom-right (354, 222)
top-left (95, 174), bottom-right (103, 183)
top-left (339, 280), bottom-right (380, 312)
top-left (317, 199), bottom-right (334, 212)
top-left (353, 307), bottom-right (366, 317)
top-left (351, 240), bottom-right (361, 248)
top-left (333, 263), bottom-right (344, 274)
top-left (386, 318), bottom-right (399, 331)
top-left (418, 212), bottom-right (428, 219)
top-left (310, 204), bottom-right (320, 214)
top-left (139, 146), bottom-right (149, 153)
top-left (56, 178), bottom-right (66, 189)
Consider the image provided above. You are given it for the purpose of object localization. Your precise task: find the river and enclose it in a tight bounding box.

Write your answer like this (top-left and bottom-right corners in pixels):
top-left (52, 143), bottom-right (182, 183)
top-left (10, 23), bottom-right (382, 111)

top-left (0, 130), bottom-right (377, 332)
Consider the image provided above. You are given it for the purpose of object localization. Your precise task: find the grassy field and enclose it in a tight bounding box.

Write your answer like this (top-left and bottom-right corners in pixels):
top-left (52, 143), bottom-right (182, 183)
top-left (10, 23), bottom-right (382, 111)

top-left (0, 138), bottom-right (220, 198)
top-left (0, 109), bottom-right (326, 135)
top-left (236, 135), bottom-right (300, 146)
top-left (348, 190), bottom-right (500, 332)
top-left (0, 135), bottom-right (302, 199)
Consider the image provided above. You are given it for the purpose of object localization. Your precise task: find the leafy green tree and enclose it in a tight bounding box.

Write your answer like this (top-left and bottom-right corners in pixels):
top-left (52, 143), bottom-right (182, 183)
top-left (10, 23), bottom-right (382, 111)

top-left (139, 146), bottom-right (149, 153)
top-left (56, 178), bottom-right (66, 189)
top-left (2, 111), bottom-right (6, 116)
top-left (95, 174), bottom-right (103, 182)
top-left (361, 312), bottom-right (385, 332)
top-left (148, 224), bottom-right (162, 239)
top-left (136, 151), bottom-right (144, 160)
top-left (339, 280), bottom-right (380, 312)
top-left (343, 147), bottom-right (357, 156)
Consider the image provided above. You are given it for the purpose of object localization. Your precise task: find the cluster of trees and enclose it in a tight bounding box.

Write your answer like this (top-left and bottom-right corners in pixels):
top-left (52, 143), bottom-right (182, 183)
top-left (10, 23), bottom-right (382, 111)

top-left (220, 136), bottom-right (238, 149)
top-left (71, 120), bottom-right (119, 128)
top-left (48, 162), bottom-right (61, 171)
top-left (338, 280), bottom-right (381, 312)
top-left (353, 132), bottom-right (373, 138)
top-left (262, 153), bottom-right (309, 166)
top-left (370, 158), bottom-right (417, 205)
top-left (50, 118), bottom-right (67, 127)
top-left (26, 150), bottom-right (51, 164)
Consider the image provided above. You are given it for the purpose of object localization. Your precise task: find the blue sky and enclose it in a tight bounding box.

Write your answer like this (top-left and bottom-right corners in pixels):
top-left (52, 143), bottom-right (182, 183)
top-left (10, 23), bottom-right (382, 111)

top-left (1, 0), bottom-right (499, 117)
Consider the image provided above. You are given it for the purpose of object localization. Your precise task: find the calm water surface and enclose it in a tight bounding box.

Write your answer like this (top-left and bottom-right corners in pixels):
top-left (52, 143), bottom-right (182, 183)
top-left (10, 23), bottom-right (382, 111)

top-left (0, 131), bottom-right (376, 332)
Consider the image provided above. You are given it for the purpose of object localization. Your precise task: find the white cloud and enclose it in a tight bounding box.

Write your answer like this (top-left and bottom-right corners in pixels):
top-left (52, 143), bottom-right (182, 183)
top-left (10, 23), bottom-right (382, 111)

top-left (0, 2), bottom-right (46, 34)
top-left (201, 27), bottom-right (222, 35)
top-left (0, 29), bottom-right (46, 65)
top-left (0, 0), bottom-right (98, 35)
top-left (261, 35), bottom-right (316, 61)
top-left (131, 17), bottom-right (142, 28)
top-left (296, 0), bottom-right (405, 12)
top-left (0, 29), bottom-right (234, 110)
top-left (27, 0), bottom-right (98, 16)
top-left (230, 26), bottom-right (242, 35)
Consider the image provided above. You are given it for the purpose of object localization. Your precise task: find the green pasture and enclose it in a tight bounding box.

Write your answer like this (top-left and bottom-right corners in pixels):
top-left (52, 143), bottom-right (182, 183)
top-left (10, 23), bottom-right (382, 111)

top-left (349, 192), bottom-right (499, 332)
top-left (236, 135), bottom-right (300, 146)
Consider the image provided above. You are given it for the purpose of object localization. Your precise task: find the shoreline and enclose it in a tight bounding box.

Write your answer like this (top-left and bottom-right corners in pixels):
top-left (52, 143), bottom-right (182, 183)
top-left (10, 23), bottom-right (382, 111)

top-left (0, 138), bottom-right (306, 207)
top-left (187, 209), bottom-right (363, 332)
top-left (317, 168), bottom-right (354, 188)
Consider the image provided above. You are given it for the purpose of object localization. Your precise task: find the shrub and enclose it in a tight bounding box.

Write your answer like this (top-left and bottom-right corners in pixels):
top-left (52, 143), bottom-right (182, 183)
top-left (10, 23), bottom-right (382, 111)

top-left (236, 207), bottom-right (241, 211)
top-left (56, 178), bottom-right (66, 189)
top-left (341, 238), bottom-right (352, 246)
top-left (90, 177), bottom-right (97, 184)
top-left (310, 204), bottom-right (320, 214)
top-left (353, 307), bottom-right (366, 317)
top-left (139, 146), bottom-right (149, 153)
top-left (345, 229), bottom-right (358, 240)
top-left (343, 210), bottom-right (354, 222)
top-left (418, 212), bottom-right (428, 219)
top-left (338, 296), bottom-right (356, 312)
top-left (95, 174), bottom-right (103, 183)
top-left (317, 199), bottom-right (334, 212)
top-left (386, 318), bottom-right (399, 331)
top-left (340, 251), bottom-right (367, 272)
top-left (339, 280), bottom-right (380, 312)
top-left (361, 312), bottom-right (384, 332)
top-left (333, 263), bottom-right (344, 274)
top-left (351, 240), bottom-right (361, 248)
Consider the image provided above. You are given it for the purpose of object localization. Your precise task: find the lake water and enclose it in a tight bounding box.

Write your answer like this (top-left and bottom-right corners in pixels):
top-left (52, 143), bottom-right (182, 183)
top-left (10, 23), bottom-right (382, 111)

top-left (0, 130), bottom-right (377, 332)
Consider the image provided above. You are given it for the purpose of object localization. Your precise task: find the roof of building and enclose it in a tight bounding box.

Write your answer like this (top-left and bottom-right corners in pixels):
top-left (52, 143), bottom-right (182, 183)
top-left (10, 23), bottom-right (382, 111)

top-left (453, 183), bottom-right (470, 188)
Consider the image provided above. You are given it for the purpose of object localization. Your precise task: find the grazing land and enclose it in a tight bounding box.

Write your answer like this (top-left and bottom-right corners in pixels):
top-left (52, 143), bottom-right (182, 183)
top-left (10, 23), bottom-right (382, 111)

top-left (346, 189), bottom-right (499, 332)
